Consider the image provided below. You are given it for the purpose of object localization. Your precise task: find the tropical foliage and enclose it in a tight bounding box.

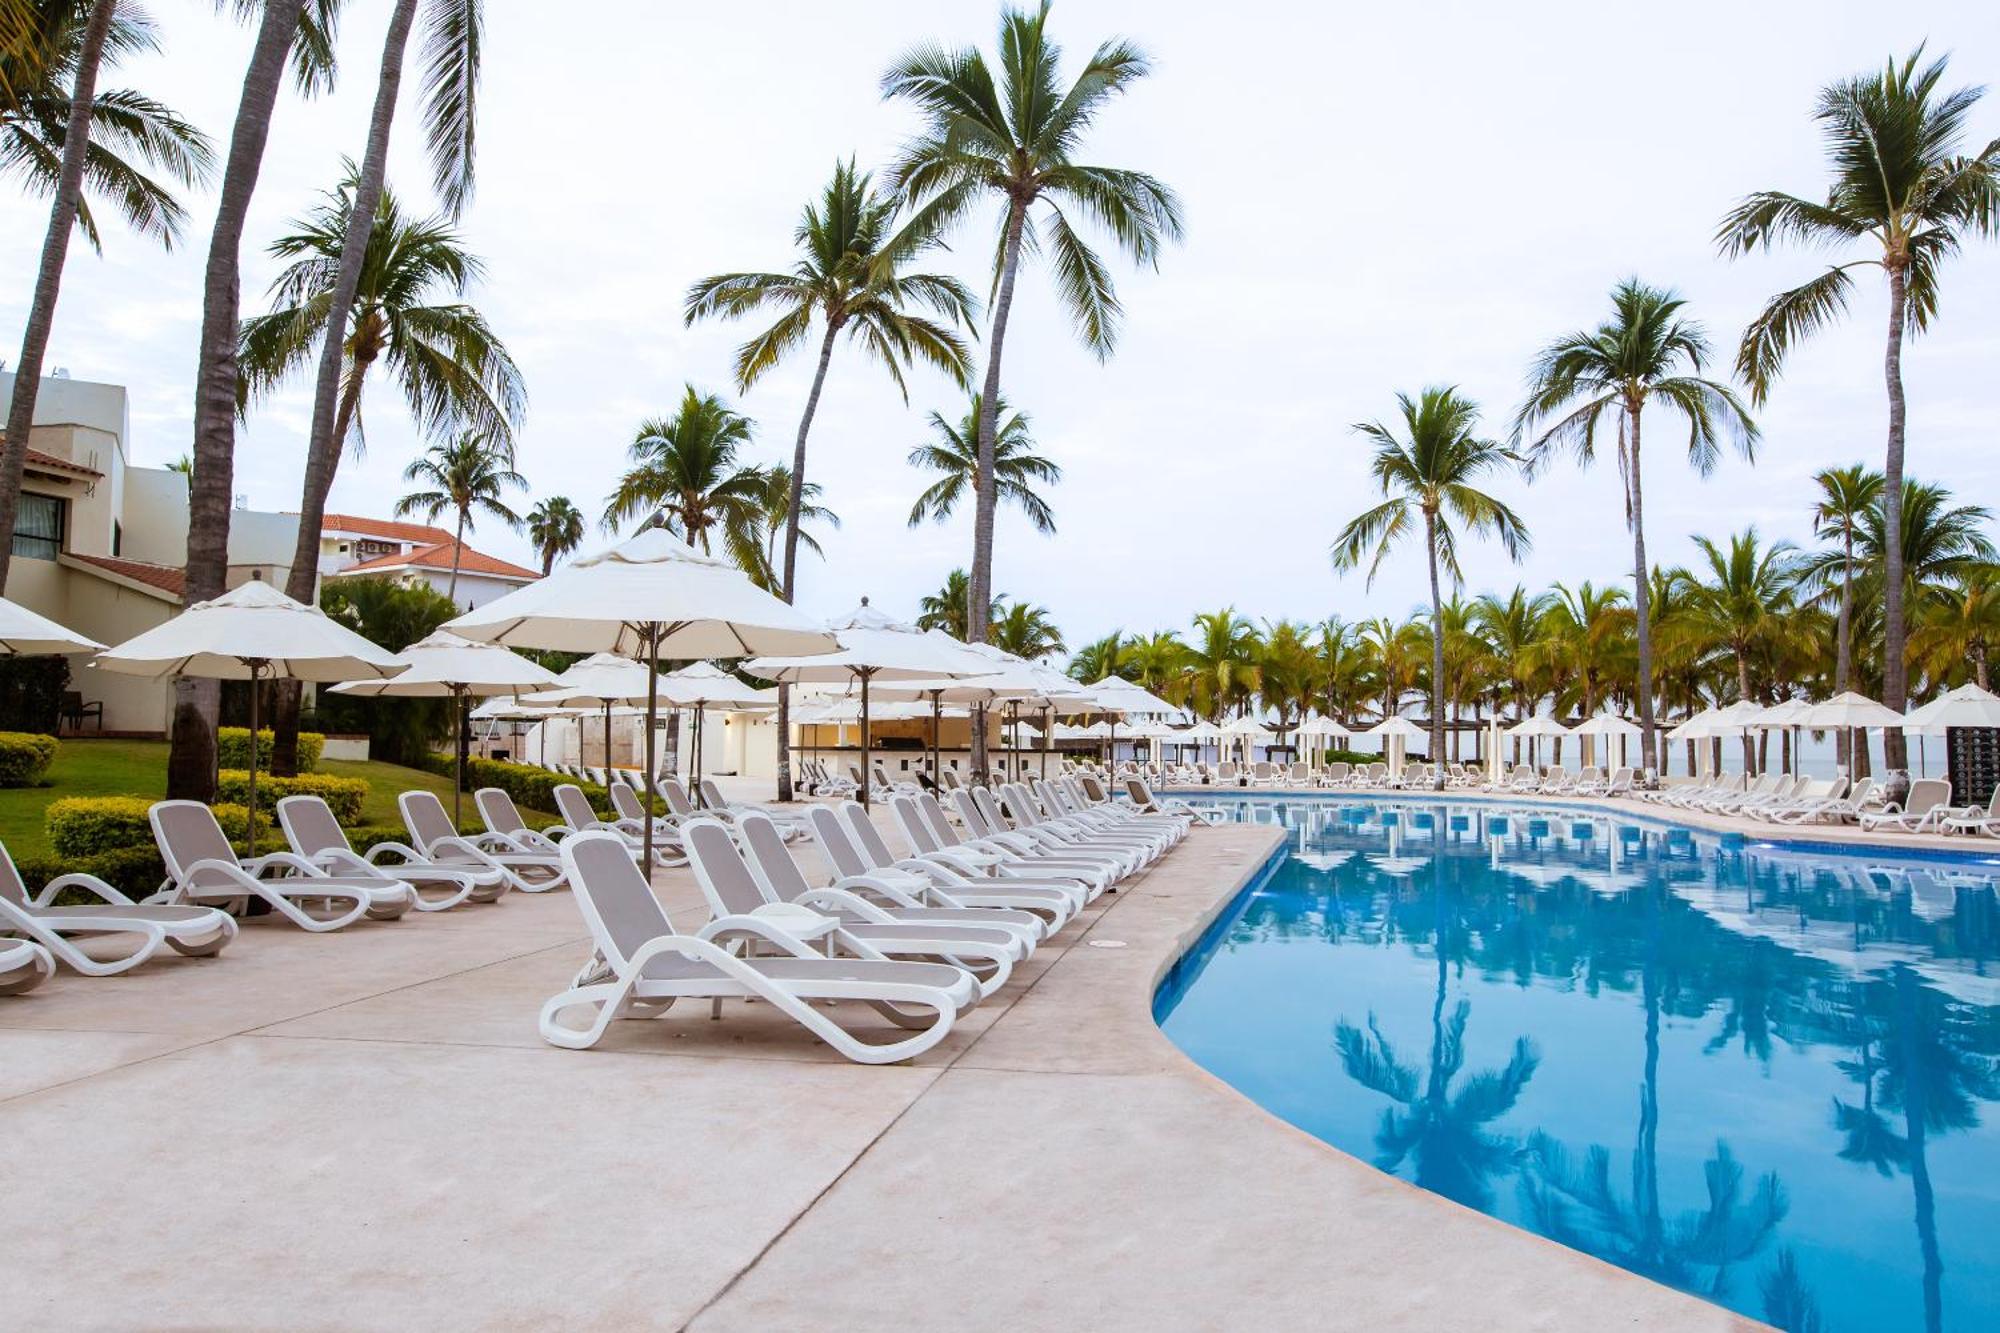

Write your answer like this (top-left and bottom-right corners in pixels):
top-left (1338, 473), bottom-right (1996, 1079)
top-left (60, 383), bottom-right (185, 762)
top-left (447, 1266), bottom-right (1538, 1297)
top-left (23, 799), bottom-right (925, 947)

top-left (394, 430), bottom-right (526, 601)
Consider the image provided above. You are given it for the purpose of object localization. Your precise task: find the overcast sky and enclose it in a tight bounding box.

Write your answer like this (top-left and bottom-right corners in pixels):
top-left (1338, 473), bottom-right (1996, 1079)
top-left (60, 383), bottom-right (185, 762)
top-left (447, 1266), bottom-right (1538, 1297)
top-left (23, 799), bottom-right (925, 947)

top-left (4, 1), bottom-right (1997, 653)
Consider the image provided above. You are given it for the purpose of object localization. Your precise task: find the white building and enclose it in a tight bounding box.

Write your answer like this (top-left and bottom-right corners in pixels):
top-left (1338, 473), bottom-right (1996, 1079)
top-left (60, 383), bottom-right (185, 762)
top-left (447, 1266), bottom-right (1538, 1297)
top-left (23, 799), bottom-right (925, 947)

top-left (316, 512), bottom-right (539, 609)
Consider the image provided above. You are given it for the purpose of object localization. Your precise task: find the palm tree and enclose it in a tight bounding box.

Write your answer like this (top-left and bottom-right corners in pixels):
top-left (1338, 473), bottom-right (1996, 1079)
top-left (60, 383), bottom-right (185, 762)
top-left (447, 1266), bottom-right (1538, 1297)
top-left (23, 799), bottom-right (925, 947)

top-left (395, 431), bottom-right (526, 602)
top-left (916, 568), bottom-right (996, 641)
top-left (1121, 630), bottom-right (1189, 703)
top-left (602, 387), bottom-right (767, 576)
top-left (1910, 569), bottom-right (2000, 692)
top-left (1514, 279), bottom-right (1758, 778)
top-left (748, 465), bottom-right (837, 592)
top-left (1809, 465), bottom-right (1886, 710)
top-left (525, 496), bottom-right (584, 577)
top-left (169, 0), bottom-right (320, 802)
top-left (881, 1), bottom-right (1184, 690)
top-left (1473, 586), bottom-right (1554, 757)
top-left (1677, 529), bottom-right (1802, 770)
top-left (1, 0), bottom-right (213, 592)
top-left (282, 0), bottom-right (485, 700)
top-left (989, 601), bottom-right (1065, 660)
top-left (1335, 388), bottom-right (1529, 789)
top-left (907, 394), bottom-right (1061, 533)
top-left (1065, 629), bottom-right (1124, 686)
top-left (1718, 48), bottom-right (2000, 771)
top-left (1181, 610), bottom-right (1262, 721)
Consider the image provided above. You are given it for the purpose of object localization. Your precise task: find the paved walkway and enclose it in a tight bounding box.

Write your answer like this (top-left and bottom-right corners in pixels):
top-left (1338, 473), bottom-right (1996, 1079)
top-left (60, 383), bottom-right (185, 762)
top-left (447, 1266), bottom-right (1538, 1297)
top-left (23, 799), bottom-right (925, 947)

top-left (2, 815), bottom-right (1749, 1330)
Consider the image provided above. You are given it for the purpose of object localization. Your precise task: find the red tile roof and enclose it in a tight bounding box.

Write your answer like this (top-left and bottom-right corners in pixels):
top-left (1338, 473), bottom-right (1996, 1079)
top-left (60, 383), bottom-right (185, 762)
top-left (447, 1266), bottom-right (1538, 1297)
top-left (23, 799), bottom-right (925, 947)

top-left (336, 540), bottom-right (540, 582)
top-left (24, 447), bottom-right (102, 478)
top-left (66, 553), bottom-right (185, 598)
top-left (316, 513), bottom-right (454, 545)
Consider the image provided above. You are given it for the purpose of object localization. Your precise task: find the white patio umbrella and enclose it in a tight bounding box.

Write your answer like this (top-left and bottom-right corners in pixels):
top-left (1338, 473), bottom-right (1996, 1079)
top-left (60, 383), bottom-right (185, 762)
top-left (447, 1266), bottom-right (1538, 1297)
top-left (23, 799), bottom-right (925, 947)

top-left (329, 630), bottom-right (558, 822)
top-left (525, 652), bottom-right (655, 780)
top-left (95, 580), bottom-right (407, 854)
top-left (1365, 715), bottom-right (1426, 777)
top-left (0, 594), bottom-right (104, 656)
top-left (872, 637), bottom-right (1045, 784)
top-left (1570, 712), bottom-right (1642, 771)
top-left (1904, 682), bottom-right (2000, 731)
top-left (1506, 714), bottom-right (1572, 772)
top-left (469, 696), bottom-right (576, 767)
top-left (1803, 690), bottom-right (1907, 783)
top-left (656, 660), bottom-right (777, 790)
top-left (1748, 698), bottom-right (1814, 775)
top-left (748, 600), bottom-right (994, 806)
top-left (1225, 714), bottom-right (1275, 768)
top-left (445, 527), bottom-right (837, 865)
top-left (1180, 719), bottom-right (1224, 767)
top-left (1294, 715), bottom-right (1347, 776)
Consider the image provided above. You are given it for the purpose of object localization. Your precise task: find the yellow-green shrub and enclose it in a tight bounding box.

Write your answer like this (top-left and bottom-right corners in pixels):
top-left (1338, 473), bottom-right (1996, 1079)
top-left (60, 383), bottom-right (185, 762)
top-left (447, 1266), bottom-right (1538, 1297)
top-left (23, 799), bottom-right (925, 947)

top-left (47, 796), bottom-right (271, 858)
top-left (0, 730), bottom-right (57, 787)
top-left (216, 770), bottom-right (367, 824)
top-left (217, 727), bottom-right (324, 773)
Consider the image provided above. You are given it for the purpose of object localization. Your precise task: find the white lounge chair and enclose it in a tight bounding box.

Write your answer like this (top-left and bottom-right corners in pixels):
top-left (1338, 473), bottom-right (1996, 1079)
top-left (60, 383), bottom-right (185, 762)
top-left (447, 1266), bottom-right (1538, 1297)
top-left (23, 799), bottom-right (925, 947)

top-left (0, 839), bottom-right (236, 975)
top-left (902, 792), bottom-right (1109, 900)
top-left (698, 777), bottom-right (810, 840)
top-left (552, 784), bottom-right (686, 867)
top-left (538, 830), bottom-right (976, 1062)
top-left (148, 799), bottom-right (405, 930)
top-left (399, 790), bottom-right (570, 893)
top-left (959, 787), bottom-right (1126, 890)
top-left (1941, 786), bottom-right (2000, 837)
top-left (0, 937), bottom-right (53, 994)
top-left (1769, 777), bottom-right (1869, 825)
top-left (1859, 779), bottom-right (1953, 835)
top-left (278, 795), bottom-right (506, 909)
top-left (1124, 775), bottom-right (1226, 825)
top-left (812, 802), bottom-right (1081, 930)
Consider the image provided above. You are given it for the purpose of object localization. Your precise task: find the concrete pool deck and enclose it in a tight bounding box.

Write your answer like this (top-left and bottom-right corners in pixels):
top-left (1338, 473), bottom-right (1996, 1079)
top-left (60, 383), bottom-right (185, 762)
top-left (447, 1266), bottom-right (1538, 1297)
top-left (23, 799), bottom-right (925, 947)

top-left (1, 812), bottom-right (1749, 1330)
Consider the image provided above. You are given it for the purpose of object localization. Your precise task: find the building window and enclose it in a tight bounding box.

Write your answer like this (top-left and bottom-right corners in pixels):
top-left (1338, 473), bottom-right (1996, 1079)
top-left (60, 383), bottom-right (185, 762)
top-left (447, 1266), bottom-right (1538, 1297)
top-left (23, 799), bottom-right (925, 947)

top-left (12, 493), bottom-right (65, 561)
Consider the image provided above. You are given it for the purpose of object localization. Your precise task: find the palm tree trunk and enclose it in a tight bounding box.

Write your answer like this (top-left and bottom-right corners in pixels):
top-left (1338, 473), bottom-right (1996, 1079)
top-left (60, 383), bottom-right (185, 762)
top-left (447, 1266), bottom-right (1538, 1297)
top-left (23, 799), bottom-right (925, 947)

top-left (1627, 397), bottom-right (1659, 779)
top-left (1425, 512), bottom-right (1446, 791)
top-left (448, 509), bottom-right (466, 603)
top-left (0, 0), bottom-right (117, 594)
top-left (273, 0), bottom-right (419, 777)
top-left (967, 197), bottom-right (1030, 779)
top-left (773, 322), bottom-right (841, 802)
top-left (1836, 529), bottom-right (1855, 770)
top-left (169, 0), bottom-right (308, 803)
top-left (1880, 260), bottom-right (1912, 772)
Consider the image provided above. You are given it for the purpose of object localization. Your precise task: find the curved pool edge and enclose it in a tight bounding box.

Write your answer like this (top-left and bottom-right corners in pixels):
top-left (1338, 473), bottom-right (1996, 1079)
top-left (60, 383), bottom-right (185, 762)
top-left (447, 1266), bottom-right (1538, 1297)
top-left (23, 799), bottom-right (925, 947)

top-left (1118, 821), bottom-right (1765, 1332)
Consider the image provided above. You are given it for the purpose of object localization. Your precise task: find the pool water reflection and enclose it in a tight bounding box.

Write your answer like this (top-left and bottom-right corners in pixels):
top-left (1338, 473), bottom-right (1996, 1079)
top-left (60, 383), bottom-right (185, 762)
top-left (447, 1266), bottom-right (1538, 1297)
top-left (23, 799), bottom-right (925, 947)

top-left (1154, 797), bottom-right (2000, 1333)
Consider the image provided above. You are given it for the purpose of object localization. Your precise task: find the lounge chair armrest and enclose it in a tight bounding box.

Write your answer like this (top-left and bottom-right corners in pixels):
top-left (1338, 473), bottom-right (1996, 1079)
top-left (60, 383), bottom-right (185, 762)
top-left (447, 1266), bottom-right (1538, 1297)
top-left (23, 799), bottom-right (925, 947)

top-left (365, 841), bottom-right (426, 865)
top-left (246, 850), bottom-right (346, 880)
top-left (33, 871), bottom-right (135, 908)
top-left (823, 872), bottom-right (926, 910)
top-left (795, 885), bottom-right (893, 923)
top-left (695, 914), bottom-right (826, 958)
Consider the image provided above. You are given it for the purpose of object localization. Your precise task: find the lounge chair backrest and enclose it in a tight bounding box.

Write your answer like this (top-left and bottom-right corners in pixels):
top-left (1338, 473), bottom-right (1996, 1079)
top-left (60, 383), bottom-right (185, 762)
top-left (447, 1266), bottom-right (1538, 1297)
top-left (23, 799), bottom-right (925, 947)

top-left (1329, 762), bottom-right (1350, 782)
top-left (919, 793), bottom-right (963, 847)
top-left (0, 841), bottom-right (29, 906)
top-left (686, 817), bottom-right (770, 916)
top-left (609, 783), bottom-right (647, 823)
top-left (150, 800), bottom-right (241, 886)
top-left (1906, 779), bottom-right (1950, 815)
top-left (840, 801), bottom-right (901, 869)
top-left (1080, 774), bottom-right (1111, 804)
top-left (941, 769), bottom-right (962, 791)
top-left (659, 777), bottom-right (698, 818)
top-left (399, 790), bottom-right (458, 851)
top-left (1125, 776), bottom-right (1157, 811)
top-left (971, 786), bottom-right (1011, 834)
top-left (277, 795), bottom-right (350, 858)
top-left (890, 795), bottom-right (940, 855)
top-left (564, 831), bottom-right (706, 982)
top-left (476, 787), bottom-right (527, 834)
top-left (738, 812), bottom-right (812, 901)
top-left (694, 777), bottom-right (726, 810)
top-left (1823, 777), bottom-right (1849, 802)
top-left (805, 804), bottom-right (870, 879)
top-left (553, 785), bottom-right (599, 831)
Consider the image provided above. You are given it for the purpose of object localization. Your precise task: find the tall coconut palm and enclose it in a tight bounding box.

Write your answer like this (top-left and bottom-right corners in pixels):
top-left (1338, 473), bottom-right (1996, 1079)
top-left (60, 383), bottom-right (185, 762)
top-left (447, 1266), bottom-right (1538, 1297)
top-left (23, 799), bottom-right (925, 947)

top-left (1809, 466), bottom-right (1886, 699)
top-left (1, 0), bottom-right (213, 592)
top-left (1535, 582), bottom-right (1634, 764)
top-left (601, 388), bottom-right (767, 576)
top-left (1336, 387), bottom-right (1529, 789)
top-left (1121, 630), bottom-right (1189, 702)
top-left (1472, 585), bottom-right (1554, 734)
top-left (1718, 48), bottom-right (2000, 771)
top-left (168, 0), bottom-right (316, 802)
top-left (1065, 629), bottom-right (1124, 686)
top-left (1182, 610), bottom-right (1262, 721)
top-left (906, 394), bottom-right (1060, 533)
top-left (394, 430), bottom-right (524, 603)
top-left (1676, 529), bottom-right (1802, 770)
top-left (1514, 280), bottom-right (1757, 779)
top-left (283, 0), bottom-right (484, 668)
top-left (880, 1), bottom-right (1183, 687)
top-left (748, 465), bottom-right (837, 593)
top-left (1910, 569), bottom-right (2000, 692)
top-left (916, 568), bottom-right (996, 641)
top-left (989, 601), bottom-right (1065, 660)
top-left (685, 159), bottom-right (976, 801)
top-left (524, 495), bottom-right (583, 576)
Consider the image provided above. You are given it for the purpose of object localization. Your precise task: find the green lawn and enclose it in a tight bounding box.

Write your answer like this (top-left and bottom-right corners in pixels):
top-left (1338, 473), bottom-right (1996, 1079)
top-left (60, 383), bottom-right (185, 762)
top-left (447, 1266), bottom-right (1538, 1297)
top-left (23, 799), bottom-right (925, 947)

top-left (0, 739), bottom-right (555, 858)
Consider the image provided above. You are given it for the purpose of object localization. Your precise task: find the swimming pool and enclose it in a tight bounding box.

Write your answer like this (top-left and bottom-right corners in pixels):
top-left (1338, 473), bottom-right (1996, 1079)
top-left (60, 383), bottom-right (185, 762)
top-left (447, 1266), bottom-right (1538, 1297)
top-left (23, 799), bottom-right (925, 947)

top-left (1154, 796), bottom-right (2000, 1333)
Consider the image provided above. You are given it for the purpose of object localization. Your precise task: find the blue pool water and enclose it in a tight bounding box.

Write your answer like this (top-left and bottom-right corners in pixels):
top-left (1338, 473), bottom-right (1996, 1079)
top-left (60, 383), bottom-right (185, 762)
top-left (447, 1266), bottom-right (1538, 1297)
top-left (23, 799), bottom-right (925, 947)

top-left (1154, 797), bottom-right (2000, 1332)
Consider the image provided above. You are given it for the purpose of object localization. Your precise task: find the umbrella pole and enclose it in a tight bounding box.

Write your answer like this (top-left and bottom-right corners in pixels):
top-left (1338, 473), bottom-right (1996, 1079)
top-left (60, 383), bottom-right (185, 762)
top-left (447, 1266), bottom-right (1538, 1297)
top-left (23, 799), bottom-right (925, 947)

top-left (453, 685), bottom-right (468, 826)
top-left (930, 691), bottom-right (940, 791)
top-left (641, 625), bottom-right (659, 871)
top-left (245, 660), bottom-right (262, 857)
top-left (859, 668), bottom-right (873, 810)
top-left (1040, 706), bottom-right (1050, 780)
top-left (603, 701), bottom-right (612, 783)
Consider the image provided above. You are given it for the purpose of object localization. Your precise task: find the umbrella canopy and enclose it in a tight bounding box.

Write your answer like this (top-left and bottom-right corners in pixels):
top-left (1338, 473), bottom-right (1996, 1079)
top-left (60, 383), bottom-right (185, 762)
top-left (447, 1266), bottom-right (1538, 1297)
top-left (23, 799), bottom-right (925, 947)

top-left (527, 652), bottom-right (655, 706)
top-left (1570, 713), bottom-right (1642, 738)
top-left (1802, 691), bottom-right (1907, 730)
top-left (0, 595), bottom-right (103, 655)
top-left (1294, 714), bottom-right (1349, 739)
top-left (1365, 715), bottom-right (1427, 740)
top-left (328, 630), bottom-right (555, 698)
top-left (1225, 715), bottom-right (1276, 739)
top-left (1087, 675), bottom-right (1180, 718)
top-left (1903, 683), bottom-right (2000, 732)
top-left (1748, 698), bottom-right (1815, 729)
top-left (1181, 720), bottom-right (1225, 742)
top-left (657, 660), bottom-right (776, 708)
top-left (1665, 707), bottom-right (1724, 741)
top-left (470, 697), bottom-right (575, 721)
top-left (444, 527), bottom-right (837, 861)
top-left (1506, 714), bottom-right (1573, 739)
top-left (94, 579), bottom-right (405, 683)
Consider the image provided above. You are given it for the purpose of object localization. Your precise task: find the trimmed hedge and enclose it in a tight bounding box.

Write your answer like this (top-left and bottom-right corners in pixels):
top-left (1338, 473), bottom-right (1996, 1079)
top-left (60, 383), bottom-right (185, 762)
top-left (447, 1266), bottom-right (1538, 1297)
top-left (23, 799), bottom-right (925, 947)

top-left (413, 752), bottom-right (604, 816)
top-left (0, 730), bottom-right (58, 787)
top-left (217, 727), bottom-right (324, 773)
top-left (13, 844), bottom-right (168, 899)
top-left (216, 770), bottom-right (368, 825)
top-left (47, 796), bottom-right (271, 859)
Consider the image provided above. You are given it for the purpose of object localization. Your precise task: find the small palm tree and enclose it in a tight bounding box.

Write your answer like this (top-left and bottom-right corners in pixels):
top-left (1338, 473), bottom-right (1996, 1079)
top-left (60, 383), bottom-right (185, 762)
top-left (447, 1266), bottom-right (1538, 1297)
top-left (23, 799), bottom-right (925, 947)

top-left (1336, 388), bottom-right (1529, 788)
top-left (907, 395), bottom-right (1061, 533)
top-left (602, 387), bottom-right (768, 576)
top-left (1808, 466), bottom-right (1886, 703)
top-left (990, 601), bottom-right (1065, 660)
top-left (882, 0), bottom-right (1184, 681)
top-left (525, 496), bottom-right (584, 577)
top-left (1911, 569), bottom-right (2000, 692)
top-left (1718, 47), bottom-right (2000, 769)
top-left (749, 465), bottom-right (838, 593)
top-left (395, 431), bottom-right (526, 602)
top-left (1065, 630), bottom-right (1124, 686)
top-left (684, 157), bottom-right (975, 604)
top-left (1182, 610), bottom-right (1263, 721)
top-left (1676, 529), bottom-right (1802, 768)
top-left (916, 568), bottom-right (993, 640)
top-left (1513, 280), bottom-right (1756, 777)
